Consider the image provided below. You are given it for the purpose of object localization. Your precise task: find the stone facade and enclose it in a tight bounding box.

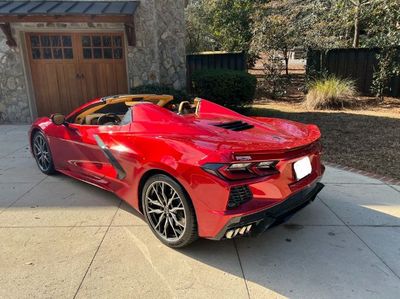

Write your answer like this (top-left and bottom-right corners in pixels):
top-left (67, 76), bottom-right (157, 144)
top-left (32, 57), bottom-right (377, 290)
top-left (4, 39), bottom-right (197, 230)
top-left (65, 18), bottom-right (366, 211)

top-left (0, 38), bottom-right (31, 123)
top-left (0, 0), bottom-right (186, 123)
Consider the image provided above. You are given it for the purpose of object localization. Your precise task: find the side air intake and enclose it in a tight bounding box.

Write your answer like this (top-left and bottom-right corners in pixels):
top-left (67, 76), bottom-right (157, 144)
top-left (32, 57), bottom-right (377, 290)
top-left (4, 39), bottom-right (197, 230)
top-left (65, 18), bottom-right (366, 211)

top-left (227, 185), bottom-right (253, 209)
top-left (213, 121), bottom-right (254, 131)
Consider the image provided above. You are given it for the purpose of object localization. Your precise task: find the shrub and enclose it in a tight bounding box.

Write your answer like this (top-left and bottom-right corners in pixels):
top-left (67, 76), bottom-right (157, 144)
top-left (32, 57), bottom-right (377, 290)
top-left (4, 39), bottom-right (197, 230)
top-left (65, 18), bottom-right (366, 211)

top-left (261, 53), bottom-right (287, 99)
top-left (191, 69), bottom-right (257, 109)
top-left (130, 84), bottom-right (188, 102)
top-left (305, 77), bottom-right (356, 110)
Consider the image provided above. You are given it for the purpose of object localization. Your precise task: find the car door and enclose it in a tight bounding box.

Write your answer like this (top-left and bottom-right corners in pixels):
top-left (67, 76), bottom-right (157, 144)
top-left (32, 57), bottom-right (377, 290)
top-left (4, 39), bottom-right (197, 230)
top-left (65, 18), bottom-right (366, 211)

top-left (49, 122), bottom-right (129, 190)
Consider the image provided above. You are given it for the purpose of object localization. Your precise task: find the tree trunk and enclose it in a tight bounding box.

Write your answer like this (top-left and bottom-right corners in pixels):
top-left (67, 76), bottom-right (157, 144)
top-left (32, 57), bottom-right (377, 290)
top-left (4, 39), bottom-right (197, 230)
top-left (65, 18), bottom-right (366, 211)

top-left (283, 48), bottom-right (289, 75)
top-left (352, 4), bottom-right (360, 48)
top-left (285, 57), bottom-right (289, 75)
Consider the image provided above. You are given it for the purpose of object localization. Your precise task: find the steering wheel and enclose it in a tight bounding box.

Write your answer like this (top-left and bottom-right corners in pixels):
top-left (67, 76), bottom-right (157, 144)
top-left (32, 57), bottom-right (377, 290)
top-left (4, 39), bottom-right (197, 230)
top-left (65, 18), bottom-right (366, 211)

top-left (97, 113), bottom-right (121, 126)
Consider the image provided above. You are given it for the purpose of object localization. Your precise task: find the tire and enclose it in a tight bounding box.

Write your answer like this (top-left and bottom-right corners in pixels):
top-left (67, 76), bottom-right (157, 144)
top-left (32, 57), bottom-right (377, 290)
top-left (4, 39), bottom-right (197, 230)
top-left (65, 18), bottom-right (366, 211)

top-left (142, 174), bottom-right (198, 248)
top-left (32, 131), bottom-right (56, 175)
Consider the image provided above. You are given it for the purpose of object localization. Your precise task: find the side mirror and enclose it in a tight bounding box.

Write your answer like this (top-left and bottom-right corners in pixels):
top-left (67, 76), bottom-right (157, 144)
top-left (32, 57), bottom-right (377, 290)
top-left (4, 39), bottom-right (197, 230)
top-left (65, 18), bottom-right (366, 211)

top-left (51, 113), bottom-right (66, 126)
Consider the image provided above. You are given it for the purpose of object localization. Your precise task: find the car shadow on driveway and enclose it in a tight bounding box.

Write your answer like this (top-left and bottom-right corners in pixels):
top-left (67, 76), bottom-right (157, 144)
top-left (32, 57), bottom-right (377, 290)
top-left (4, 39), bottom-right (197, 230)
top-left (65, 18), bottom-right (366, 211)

top-left (175, 210), bottom-right (400, 297)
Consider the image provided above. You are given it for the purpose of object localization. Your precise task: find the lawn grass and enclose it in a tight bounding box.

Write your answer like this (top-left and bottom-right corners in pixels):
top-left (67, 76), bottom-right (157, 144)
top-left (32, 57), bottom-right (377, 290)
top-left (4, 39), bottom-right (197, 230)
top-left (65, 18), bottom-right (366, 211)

top-left (247, 103), bottom-right (400, 180)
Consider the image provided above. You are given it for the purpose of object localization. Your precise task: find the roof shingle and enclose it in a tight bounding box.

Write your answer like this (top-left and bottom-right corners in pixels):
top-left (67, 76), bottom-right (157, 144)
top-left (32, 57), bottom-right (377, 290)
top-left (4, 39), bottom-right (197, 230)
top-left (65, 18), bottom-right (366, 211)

top-left (0, 1), bottom-right (139, 15)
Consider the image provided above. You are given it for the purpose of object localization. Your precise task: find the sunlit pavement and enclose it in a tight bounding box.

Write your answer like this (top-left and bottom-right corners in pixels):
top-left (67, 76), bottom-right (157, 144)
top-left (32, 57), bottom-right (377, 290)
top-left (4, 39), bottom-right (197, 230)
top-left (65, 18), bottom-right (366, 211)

top-left (1, 125), bottom-right (399, 299)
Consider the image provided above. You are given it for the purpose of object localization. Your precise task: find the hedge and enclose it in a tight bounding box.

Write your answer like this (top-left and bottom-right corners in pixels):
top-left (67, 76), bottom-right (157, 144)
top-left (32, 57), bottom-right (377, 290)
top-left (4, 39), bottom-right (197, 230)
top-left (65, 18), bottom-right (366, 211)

top-left (191, 69), bottom-right (257, 109)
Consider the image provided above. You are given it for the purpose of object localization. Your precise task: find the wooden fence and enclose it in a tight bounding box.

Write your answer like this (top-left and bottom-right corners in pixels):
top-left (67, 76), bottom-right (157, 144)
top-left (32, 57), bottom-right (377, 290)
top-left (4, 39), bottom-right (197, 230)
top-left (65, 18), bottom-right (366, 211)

top-left (186, 51), bottom-right (247, 92)
top-left (307, 48), bottom-right (400, 97)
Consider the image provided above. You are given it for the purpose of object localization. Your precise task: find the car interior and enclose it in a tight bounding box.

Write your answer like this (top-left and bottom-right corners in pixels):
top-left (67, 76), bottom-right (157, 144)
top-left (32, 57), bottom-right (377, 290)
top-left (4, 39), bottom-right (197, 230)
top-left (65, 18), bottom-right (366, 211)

top-left (68, 95), bottom-right (198, 126)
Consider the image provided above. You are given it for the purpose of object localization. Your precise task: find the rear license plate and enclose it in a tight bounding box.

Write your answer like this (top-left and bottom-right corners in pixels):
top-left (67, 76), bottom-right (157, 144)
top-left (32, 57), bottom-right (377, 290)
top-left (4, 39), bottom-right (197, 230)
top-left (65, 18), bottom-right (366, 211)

top-left (294, 156), bottom-right (312, 180)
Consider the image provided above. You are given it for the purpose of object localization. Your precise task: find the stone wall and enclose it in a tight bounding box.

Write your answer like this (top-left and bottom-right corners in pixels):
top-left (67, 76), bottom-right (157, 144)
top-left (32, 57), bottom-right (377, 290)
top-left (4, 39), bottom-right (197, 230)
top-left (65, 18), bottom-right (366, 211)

top-left (155, 0), bottom-right (186, 90)
top-left (0, 37), bottom-right (31, 123)
top-left (0, 0), bottom-right (186, 123)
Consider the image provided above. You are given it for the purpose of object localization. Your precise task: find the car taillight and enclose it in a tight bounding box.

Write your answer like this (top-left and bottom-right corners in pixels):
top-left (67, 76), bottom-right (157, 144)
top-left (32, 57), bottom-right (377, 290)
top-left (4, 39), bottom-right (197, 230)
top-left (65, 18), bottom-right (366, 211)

top-left (202, 161), bottom-right (279, 181)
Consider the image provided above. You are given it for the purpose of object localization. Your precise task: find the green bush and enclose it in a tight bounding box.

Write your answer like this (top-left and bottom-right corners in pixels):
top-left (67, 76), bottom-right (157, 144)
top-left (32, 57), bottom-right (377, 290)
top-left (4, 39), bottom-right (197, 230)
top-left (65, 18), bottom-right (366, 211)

top-left (130, 84), bottom-right (188, 102)
top-left (305, 77), bottom-right (356, 110)
top-left (191, 69), bottom-right (257, 109)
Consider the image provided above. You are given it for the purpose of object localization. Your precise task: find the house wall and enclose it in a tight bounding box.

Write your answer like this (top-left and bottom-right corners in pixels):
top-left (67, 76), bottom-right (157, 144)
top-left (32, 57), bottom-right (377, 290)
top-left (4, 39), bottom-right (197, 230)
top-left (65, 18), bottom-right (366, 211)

top-left (0, 36), bottom-right (31, 123)
top-left (0, 0), bottom-right (186, 123)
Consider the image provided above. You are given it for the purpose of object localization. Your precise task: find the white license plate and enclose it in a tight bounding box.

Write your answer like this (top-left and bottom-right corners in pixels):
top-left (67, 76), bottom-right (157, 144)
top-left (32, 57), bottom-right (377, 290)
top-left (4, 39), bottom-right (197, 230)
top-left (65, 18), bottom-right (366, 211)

top-left (294, 156), bottom-right (312, 180)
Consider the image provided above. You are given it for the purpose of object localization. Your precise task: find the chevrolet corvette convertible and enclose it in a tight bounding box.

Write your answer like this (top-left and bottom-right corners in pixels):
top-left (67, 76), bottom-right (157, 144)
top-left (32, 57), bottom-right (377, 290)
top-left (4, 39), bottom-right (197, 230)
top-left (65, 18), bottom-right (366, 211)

top-left (29, 94), bottom-right (324, 247)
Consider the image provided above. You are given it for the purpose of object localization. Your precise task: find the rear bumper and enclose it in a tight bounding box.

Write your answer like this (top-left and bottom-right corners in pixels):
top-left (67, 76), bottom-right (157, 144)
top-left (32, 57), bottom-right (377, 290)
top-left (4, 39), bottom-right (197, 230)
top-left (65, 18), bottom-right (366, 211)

top-left (211, 182), bottom-right (324, 240)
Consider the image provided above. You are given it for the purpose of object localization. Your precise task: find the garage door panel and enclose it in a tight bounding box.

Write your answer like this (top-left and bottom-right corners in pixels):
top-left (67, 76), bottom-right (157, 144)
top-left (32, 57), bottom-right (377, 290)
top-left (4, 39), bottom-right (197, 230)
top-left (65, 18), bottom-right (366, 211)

top-left (26, 32), bottom-right (128, 117)
top-left (80, 63), bottom-right (98, 102)
top-left (114, 63), bottom-right (128, 94)
top-left (56, 63), bottom-right (82, 113)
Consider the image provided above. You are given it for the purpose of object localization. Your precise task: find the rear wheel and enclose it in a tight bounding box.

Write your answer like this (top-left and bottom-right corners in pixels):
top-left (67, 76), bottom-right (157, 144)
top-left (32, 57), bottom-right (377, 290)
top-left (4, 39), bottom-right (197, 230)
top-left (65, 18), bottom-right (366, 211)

top-left (142, 174), bottom-right (198, 248)
top-left (32, 131), bottom-right (56, 175)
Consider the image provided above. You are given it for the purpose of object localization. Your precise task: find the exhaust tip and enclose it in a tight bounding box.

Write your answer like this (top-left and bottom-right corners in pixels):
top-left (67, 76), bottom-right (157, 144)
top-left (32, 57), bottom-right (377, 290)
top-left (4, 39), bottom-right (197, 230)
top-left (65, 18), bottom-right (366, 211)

top-left (225, 224), bottom-right (253, 239)
top-left (246, 225), bottom-right (252, 233)
top-left (225, 230), bottom-right (234, 239)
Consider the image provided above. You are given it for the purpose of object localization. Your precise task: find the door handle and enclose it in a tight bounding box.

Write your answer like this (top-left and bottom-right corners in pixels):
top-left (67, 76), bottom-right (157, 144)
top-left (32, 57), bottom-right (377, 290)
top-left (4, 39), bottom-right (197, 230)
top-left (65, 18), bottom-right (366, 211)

top-left (76, 73), bottom-right (85, 79)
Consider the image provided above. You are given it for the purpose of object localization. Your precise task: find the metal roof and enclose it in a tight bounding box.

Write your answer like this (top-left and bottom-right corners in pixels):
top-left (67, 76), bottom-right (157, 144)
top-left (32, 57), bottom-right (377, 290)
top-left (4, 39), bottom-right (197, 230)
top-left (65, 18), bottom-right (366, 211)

top-left (0, 1), bottom-right (139, 16)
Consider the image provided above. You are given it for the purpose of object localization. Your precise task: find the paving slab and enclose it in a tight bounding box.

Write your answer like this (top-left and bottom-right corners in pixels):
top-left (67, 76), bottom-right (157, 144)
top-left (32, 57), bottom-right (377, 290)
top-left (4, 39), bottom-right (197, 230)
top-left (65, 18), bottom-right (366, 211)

top-left (0, 226), bottom-right (106, 299)
top-left (110, 201), bottom-right (147, 226)
top-left (236, 225), bottom-right (400, 299)
top-left (0, 126), bottom-right (29, 157)
top-left (76, 226), bottom-right (248, 299)
top-left (6, 145), bottom-right (33, 159)
top-left (0, 125), bottom-right (29, 133)
top-left (319, 183), bottom-right (400, 225)
top-left (0, 180), bottom-right (121, 227)
top-left (0, 144), bottom-right (26, 158)
top-left (286, 197), bottom-right (343, 226)
top-left (0, 182), bottom-right (36, 213)
top-left (322, 166), bottom-right (384, 185)
top-left (0, 157), bottom-right (45, 183)
top-left (351, 226), bottom-right (400, 278)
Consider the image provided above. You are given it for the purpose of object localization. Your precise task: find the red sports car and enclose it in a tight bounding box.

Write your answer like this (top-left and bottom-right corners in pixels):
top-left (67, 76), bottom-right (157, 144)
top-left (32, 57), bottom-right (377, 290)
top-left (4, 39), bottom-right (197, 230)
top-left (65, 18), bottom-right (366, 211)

top-left (29, 94), bottom-right (324, 247)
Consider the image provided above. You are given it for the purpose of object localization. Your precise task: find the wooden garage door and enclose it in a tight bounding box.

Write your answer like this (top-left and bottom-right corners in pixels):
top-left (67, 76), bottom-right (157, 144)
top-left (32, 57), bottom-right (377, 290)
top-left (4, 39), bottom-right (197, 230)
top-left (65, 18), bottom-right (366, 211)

top-left (26, 32), bottom-right (128, 117)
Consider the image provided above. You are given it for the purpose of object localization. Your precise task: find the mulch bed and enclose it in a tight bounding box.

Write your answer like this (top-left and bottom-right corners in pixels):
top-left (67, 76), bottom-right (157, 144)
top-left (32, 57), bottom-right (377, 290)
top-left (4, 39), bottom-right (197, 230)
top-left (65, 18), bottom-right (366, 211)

top-left (248, 103), bottom-right (400, 180)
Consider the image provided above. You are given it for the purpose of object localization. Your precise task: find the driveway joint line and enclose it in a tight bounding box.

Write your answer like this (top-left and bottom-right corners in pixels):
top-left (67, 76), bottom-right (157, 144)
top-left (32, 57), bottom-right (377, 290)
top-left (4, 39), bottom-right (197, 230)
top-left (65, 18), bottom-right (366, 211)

top-left (233, 239), bottom-right (251, 299)
top-left (320, 198), bottom-right (400, 281)
top-left (73, 199), bottom-right (122, 299)
top-left (0, 144), bottom-right (29, 159)
top-left (386, 184), bottom-right (400, 194)
top-left (0, 176), bottom-right (46, 215)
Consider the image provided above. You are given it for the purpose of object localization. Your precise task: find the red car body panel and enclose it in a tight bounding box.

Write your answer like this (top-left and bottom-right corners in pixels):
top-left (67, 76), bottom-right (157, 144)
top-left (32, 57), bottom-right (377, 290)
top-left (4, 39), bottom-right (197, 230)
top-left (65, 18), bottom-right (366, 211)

top-left (30, 98), bottom-right (324, 239)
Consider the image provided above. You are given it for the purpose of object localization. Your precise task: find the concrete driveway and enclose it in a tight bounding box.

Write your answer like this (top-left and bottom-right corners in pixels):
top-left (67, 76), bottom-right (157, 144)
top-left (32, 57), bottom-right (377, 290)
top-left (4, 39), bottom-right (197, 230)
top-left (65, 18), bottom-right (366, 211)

top-left (1, 125), bottom-right (400, 299)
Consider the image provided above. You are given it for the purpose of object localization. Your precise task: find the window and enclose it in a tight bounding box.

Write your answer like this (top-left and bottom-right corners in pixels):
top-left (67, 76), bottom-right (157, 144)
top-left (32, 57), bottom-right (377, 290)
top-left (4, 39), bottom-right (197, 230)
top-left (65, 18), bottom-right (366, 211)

top-left (30, 34), bottom-right (73, 60)
top-left (82, 34), bottom-right (123, 60)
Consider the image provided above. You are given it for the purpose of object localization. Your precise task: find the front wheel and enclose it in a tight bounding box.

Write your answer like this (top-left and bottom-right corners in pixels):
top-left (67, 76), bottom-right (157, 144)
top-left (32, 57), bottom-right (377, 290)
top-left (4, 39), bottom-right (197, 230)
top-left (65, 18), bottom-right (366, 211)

top-left (142, 174), bottom-right (198, 248)
top-left (32, 131), bottom-right (56, 175)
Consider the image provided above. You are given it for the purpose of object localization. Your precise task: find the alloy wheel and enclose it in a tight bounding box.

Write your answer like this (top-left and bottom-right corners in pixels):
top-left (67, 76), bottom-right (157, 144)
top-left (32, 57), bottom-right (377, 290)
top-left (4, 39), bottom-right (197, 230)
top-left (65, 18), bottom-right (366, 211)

top-left (33, 134), bottom-right (51, 172)
top-left (145, 181), bottom-right (186, 241)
